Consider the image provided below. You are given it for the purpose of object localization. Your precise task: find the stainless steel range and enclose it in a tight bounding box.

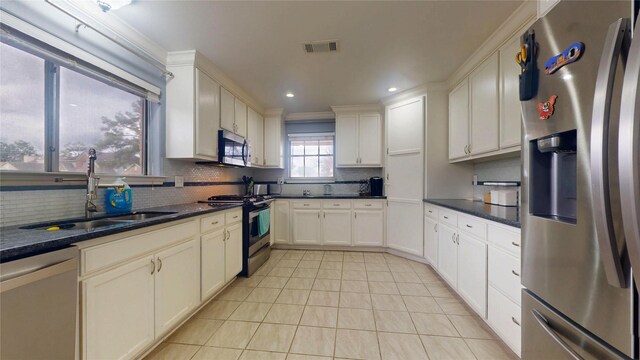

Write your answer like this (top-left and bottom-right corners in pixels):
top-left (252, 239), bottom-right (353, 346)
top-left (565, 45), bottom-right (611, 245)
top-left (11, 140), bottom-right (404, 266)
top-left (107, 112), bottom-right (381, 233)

top-left (199, 194), bottom-right (273, 276)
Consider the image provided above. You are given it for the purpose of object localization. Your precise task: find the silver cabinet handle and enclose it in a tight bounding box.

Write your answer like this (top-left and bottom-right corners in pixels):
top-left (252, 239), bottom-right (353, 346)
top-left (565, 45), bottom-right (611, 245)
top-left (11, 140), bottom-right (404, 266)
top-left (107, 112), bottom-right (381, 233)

top-left (150, 259), bottom-right (156, 275)
top-left (591, 18), bottom-right (630, 289)
top-left (428, 210), bottom-right (432, 213)
top-left (157, 258), bottom-right (163, 273)
top-left (511, 242), bottom-right (520, 247)
top-left (355, 212), bottom-right (357, 219)
top-left (466, 224), bottom-right (472, 228)
top-left (452, 233), bottom-right (455, 243)
top-left (511, 317), bottom-right (520, 326)
top-left (443, 216), bottom-right (449, 219)
top-left (233, 215), bottom-right (239, 219)
top-left (365, 204), bottom-right (372, 207)
top-left (303, 204), bottom-right (310, 207)
top-left (323, 212), bottom-right (325, 218)
top-left (464, 145), bottom-right (468, 154)
top-left (531, 309), bottom-right (583, 360)
top-left (512, 270), bottom-right (520, 277)
top-left (434, 223), bottom-right (437, 232)
top-left (619, 14), bottom-right (640, 291)
top-left (211, 221), bottom-right (219, 225)
top-left (317, 212), bottom-right (320, 219)
top-left (456, 234), bottom-right (459, 245)
top-left (467, 144), bottom-right (471, 154)
top-left (333, 204), bottom-right (340, 206)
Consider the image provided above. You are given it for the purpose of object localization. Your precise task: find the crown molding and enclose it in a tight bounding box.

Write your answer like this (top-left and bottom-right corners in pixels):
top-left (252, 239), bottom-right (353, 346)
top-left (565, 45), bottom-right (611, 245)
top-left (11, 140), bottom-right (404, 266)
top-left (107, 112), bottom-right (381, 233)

top-left (285, 111), bottom-right (335, 121)
top-left (167, 50), bottom-right (266, 114)
top-left (264, 108), bottom-right (284, 118)
top-left (380, 82), bottom-right (449, 106)
top-left (330, 104), bottom-right (383, 114)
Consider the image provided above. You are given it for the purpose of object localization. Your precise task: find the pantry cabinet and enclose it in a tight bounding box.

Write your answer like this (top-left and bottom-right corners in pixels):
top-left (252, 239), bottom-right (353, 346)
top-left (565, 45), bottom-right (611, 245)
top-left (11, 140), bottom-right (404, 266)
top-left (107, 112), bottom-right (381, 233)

top-left (247, 107), bottom-right (264, 166)
top-left (166, 65), bottom-right (220, 161)
top-left (333, 106), bottom-right (383, 167)
top-left (154, 239), bottom-right (199, 337)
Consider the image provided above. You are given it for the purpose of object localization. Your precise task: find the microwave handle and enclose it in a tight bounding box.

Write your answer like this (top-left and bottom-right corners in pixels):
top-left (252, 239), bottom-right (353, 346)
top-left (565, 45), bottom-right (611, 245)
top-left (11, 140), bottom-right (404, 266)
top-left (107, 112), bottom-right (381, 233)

top-left (242, 140), bottom-right (249, 166)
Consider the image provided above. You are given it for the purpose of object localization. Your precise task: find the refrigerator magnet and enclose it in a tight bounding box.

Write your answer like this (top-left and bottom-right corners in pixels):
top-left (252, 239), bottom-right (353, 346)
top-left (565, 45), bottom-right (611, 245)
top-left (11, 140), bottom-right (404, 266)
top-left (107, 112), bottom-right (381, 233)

top-left (538, 95), bottom-right (558, 120)
top-left (545, 42), bottom-right (584, 75)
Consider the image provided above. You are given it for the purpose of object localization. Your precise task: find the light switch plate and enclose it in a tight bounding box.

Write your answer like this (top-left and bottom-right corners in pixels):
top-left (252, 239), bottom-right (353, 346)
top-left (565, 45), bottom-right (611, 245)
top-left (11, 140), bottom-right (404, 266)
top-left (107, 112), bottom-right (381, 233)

top-left (175, 176), bottom-right (184, 188)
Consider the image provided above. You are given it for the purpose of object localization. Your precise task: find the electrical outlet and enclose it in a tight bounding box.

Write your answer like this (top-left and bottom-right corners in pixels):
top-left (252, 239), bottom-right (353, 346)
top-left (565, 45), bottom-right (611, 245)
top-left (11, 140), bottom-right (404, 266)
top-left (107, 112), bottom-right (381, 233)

top-left (175, 176), bottom-right (184, 188)
top-left (277, 177), bottom-right (285, 185)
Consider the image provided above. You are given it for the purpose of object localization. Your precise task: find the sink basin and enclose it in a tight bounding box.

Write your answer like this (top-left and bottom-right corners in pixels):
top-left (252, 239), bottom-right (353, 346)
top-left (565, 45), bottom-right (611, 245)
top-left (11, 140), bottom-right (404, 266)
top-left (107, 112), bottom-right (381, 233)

top-left (25, 219), bottom-right (132, 231)
top-left (109, 211), bottom-right (177, 221)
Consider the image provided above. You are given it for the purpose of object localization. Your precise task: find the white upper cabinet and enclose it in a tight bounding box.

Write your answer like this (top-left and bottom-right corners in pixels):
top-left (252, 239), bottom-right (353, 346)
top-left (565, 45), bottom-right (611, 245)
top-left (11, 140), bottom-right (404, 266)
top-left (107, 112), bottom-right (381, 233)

top-left (387, 101), bottom-right (422, 155)
top-left (220, 87), bottom-right (235, 133)
top-left (333, 106), bottom-right (383, 167)
top-left (263, 110), bottom-right (285, 168)
top-left (469, 52), bottom-right (500, 156)
top-left (449, 79), bottom-right (470, 160)
top-left (166, 64), bottom-right (220, 161)
top-left (234, 98), bottom-right (248, 138)
top-left (499, 36), bottom-right (523, 149)
top-left (247, 107), bottom-right (264, 166)
top-left (335, 114), bottom-right (359, 166)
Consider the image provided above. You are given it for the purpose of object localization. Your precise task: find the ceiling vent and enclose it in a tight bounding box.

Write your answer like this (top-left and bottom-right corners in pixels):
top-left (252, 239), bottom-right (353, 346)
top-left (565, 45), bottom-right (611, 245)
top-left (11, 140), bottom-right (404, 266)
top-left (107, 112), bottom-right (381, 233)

top-left (303, 40), bottom-right (339, 54)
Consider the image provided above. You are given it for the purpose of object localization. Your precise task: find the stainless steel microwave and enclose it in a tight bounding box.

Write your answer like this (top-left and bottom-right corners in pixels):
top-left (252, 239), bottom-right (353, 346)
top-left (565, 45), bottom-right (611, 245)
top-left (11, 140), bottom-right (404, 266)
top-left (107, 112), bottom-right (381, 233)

top-left (218, 130), bottom-right (250, 167)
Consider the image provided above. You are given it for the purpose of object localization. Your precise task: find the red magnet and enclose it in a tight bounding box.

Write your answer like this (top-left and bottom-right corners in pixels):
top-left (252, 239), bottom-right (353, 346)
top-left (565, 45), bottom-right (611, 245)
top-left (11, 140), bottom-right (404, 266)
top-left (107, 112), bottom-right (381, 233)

top-left (538, 95), bottom-right (557, 120)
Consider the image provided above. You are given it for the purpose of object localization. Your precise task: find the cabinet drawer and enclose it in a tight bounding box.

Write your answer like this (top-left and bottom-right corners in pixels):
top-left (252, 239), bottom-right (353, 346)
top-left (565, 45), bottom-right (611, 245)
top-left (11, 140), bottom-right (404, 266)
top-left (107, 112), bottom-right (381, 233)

top-left (225, 209), bottom-right (243, 224)
top-left (81, 220), bottom-right (197, 275)
top-left (439, 210), bottom-right (458, 227)
top-left (353, 200), bottom-right (383, 209)
top-left (201, 213), bottom-right (225, 234)
top-left (292, 200), bottom-right (321, 209)
top-left (488, 224), bottom-right (521, 256)
top-left (322, 200), bottom-right (352, 209)
top-left (458, 215), bottom-right (487, 240)
top-left (488, 286), bottom-right (521, 356)
top-left (488, 246), bottom-right (521, 305)
top-left (424, 204), bottom-right (438, 220)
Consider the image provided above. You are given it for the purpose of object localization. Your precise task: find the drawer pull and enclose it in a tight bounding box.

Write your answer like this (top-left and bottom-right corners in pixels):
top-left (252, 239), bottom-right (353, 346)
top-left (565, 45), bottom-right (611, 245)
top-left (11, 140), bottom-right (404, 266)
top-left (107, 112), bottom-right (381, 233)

top-left (365, 204), bottom-right (372, 207)
top-left (466, 224), bottom-right (472, 228)
top-left (303, 204), bottom-right (310, 206)
top-left (511, 317), bottom-right (521, 326)
top-left (512, 241), bottom-right (520, 247)
top-left (428, 210), bottom-right (433, 213)
top-left (233, 215), bottom-right (239, 219)
top-left (211, 221), bottom-right (219, 225)
top-left (333, 204), bottom-right (340, 206)
top-left (512, 270), bottom-right (520, 277)
top-left (443, 216), bottom-right (449, 219)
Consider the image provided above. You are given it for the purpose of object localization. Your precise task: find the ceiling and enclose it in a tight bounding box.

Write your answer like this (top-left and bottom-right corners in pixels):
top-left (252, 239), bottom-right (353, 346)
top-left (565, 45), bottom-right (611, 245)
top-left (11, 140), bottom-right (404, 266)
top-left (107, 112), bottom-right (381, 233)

top-left (115, 1), bottom-right (523, 113)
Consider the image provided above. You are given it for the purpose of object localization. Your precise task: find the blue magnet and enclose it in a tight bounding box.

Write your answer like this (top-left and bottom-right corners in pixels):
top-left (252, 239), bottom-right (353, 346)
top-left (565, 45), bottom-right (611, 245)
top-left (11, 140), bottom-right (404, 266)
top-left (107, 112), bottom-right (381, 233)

top-left (545, 42), bottom-right (584, 75)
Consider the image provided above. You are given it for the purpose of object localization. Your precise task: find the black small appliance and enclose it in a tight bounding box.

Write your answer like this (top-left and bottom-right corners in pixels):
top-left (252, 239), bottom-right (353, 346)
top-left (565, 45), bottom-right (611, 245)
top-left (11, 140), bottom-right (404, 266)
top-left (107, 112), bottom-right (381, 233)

top-left (369, 177), bottom-right (383, 196)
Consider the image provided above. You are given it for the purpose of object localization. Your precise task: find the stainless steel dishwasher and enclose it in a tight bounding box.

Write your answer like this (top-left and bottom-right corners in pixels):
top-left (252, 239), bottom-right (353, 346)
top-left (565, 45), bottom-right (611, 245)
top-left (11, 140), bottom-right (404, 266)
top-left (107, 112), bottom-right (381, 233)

top-left (0, 247), bottom-right (79, 360)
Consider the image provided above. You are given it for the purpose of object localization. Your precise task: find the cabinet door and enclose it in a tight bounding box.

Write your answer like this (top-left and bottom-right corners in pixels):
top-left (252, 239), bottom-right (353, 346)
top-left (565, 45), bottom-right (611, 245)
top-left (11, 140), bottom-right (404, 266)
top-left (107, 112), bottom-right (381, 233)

top-left (335, 114), bottom-right (359, 166)
top-left (247, 107), bottom-right (264, 166)
top-left (353, 210), bottom-right (384, 246)
top-left (449, 79), bottom-right (470, 160)
top-left (458, 233), bottom-right (488, 317)
top-left (195, 70), bottom-right (220, 160)
top-left (292, 209), bottom-right (321, 245)
top-left (386, 200), bottom-right (423, 256)
top-left (358, 113), bottom-right (382, 166)
top-left (274, 200), bottom-right (290, 244)
top-left (424, 216), bottom-right (438, 267)
top-left (322, 209), bottom-right (352, 246)
top-left (387, 97), bottom-right (423, 155)
top-left (155, 239), bottom-right (199, 337)
top-left (234, 98), bottom-right (248, 137)
top-left (469, 52), bottom-right (500, 155)
top-left (83, 255), bottom-right (155, 360)
top-left (499, 36), bottom-right (522, 149)
top-left (437, 224), bottom-right (458, 287)
top-left (225, 223), bottom-right (243, 282)
top-left (201, 229), bottom-right (226, 301)
top-left (220, 87), bottom-right (235, 133)
top-left (264, 115), bottom-right (283, 167)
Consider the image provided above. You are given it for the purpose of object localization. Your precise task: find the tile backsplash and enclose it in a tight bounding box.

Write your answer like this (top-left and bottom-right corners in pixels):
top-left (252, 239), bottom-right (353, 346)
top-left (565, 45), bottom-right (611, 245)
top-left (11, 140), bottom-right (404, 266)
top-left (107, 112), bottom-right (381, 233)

top-left (472, 156), bottom-right (521, 202)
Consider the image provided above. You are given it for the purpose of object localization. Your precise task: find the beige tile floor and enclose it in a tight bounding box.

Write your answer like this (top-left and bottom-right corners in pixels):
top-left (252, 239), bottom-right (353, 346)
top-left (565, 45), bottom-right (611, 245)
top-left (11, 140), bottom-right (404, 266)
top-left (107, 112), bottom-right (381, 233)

top-left (144, 250), bottom-right (518, 360)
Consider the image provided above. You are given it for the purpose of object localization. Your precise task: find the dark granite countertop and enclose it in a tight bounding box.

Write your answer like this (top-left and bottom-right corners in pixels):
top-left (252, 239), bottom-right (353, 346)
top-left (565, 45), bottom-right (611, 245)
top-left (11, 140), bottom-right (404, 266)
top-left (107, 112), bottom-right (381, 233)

top-left (424, 199), bottom-right (520, 228)
top-left (272, 194), bottom-right (387, 199)
top-left (0, 203), bottom-right (242, 263)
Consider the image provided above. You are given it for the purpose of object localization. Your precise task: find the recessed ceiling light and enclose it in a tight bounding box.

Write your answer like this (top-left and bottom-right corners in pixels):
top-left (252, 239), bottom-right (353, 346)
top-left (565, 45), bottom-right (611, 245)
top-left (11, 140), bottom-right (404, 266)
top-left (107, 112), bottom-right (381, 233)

top-left (388, 87), bottom-right (398, 92)
top-left (96, 0), bottom-right (131, 12)
top-left (286, 92), bottom-right (295, 98)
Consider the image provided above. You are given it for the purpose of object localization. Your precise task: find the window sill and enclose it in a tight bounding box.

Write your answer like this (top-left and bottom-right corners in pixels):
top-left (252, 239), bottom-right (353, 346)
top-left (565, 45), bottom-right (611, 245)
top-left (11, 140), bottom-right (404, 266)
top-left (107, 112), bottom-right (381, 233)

top-left (0, 171), bottom-right (166, 187)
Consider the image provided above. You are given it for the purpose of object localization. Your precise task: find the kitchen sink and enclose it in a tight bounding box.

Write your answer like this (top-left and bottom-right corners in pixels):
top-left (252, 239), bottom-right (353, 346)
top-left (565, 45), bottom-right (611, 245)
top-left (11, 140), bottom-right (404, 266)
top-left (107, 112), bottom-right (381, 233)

top-left (109, 211), bottom-right (177, 221)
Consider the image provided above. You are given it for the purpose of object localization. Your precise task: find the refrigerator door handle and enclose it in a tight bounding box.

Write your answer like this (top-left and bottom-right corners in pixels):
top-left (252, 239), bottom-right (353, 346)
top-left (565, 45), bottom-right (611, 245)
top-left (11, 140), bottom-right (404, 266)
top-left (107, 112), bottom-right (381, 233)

top-left (531, 309), bottom-right (584, 360)
top-left (590, 17), bottom-right (630, 288)
top-left (619, 14), bottom-right (640, 290)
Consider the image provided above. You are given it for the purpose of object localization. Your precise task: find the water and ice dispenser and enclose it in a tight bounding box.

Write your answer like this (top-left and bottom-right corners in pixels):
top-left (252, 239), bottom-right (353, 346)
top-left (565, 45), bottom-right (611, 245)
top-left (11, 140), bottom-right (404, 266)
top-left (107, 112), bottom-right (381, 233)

top-left (529, 130), bottom-right (577, 224)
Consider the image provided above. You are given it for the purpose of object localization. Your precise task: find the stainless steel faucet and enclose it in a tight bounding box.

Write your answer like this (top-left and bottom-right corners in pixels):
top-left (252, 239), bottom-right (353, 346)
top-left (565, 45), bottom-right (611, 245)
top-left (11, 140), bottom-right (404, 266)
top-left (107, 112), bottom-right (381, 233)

top-left (85, 148), bottom-right (100, 218)
top-left (55, 148), bottom-right (100, 219)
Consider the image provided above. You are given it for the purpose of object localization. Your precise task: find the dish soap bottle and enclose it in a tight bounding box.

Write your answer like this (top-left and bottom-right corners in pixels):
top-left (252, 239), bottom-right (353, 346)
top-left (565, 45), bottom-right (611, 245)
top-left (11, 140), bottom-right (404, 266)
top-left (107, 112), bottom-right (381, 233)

top-left (105, 178), bottom-right (132, 214)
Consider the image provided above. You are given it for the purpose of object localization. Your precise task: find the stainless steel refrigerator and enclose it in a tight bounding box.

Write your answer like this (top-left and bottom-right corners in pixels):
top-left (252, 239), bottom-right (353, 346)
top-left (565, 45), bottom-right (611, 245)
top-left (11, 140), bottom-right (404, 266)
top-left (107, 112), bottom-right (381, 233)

top-left (521, 1), bottom-right (639, 359)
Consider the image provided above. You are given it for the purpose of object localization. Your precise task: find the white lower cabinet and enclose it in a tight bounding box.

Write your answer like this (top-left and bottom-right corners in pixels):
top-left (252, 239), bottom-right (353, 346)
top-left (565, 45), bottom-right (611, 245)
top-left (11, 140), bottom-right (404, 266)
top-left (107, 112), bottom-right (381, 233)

top-left (322, 209), bottom-right (352, 246)
top-left (224, 223), bottom-right (243, 282)
top-left (353, 210), bottom-right (384, 246)
top-left (83, 255), bottom-right (155, 360)
top-left (154, 239), bottom-right (199, 337)
top-left (292, 209), bottom-right (322, 245)
top-left (437, 223), bottom-right (458, 287)
top-left (201, 229), bottom-right (226, 301)
top-left (488, 286), bottom-right (522, 356)
top-left (457, 233), bottom-right (487, 317)
top-left (274, 200), bottom-right (290, 244)
top-left (423, 216), bottom-right (438, 267)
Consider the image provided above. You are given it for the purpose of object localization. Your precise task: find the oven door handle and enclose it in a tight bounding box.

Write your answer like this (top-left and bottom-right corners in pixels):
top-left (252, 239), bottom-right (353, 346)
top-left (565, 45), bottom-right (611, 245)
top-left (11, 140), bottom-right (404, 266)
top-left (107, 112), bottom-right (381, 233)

top-left (253, 199), bottom-right (274, 206)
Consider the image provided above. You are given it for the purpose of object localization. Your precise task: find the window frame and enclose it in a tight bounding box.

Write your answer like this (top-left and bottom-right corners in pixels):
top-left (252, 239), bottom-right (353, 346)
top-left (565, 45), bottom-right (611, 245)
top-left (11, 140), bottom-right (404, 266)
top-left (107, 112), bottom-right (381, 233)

top-left (287, 133), bottom-right (336, 181)
top-left (0, 33), bottom-right (150, 177)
